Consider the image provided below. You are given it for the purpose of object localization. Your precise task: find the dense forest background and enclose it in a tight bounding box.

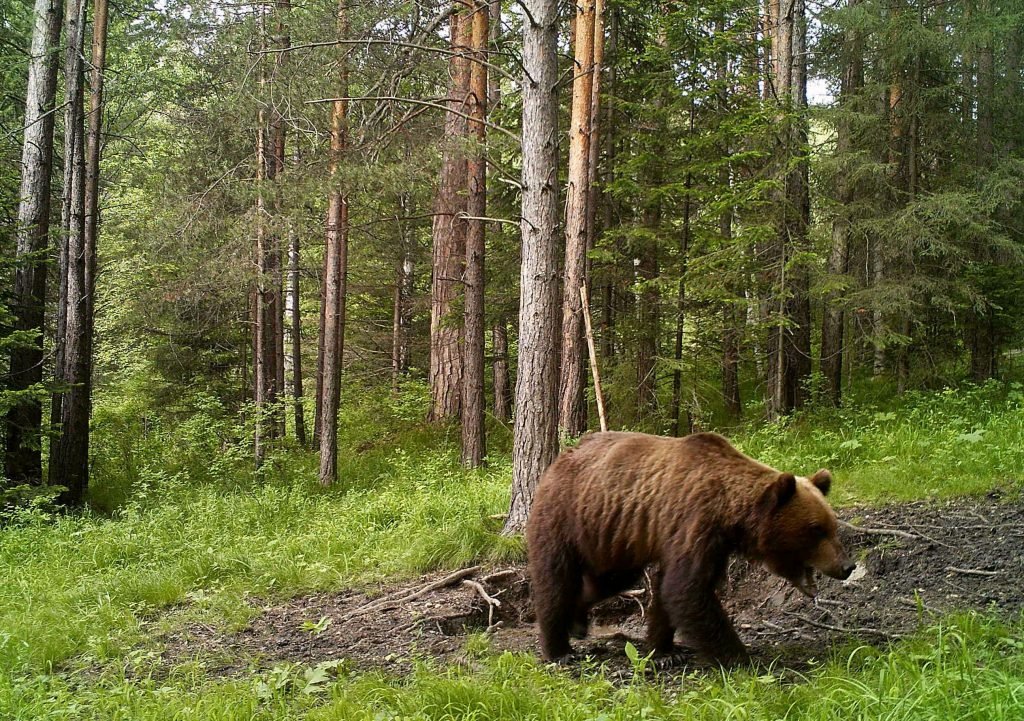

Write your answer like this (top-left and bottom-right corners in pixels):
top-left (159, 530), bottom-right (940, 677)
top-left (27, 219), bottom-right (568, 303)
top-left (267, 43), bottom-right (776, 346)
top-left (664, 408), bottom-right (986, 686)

top-left (2, 0), bottom-right (1023, 516)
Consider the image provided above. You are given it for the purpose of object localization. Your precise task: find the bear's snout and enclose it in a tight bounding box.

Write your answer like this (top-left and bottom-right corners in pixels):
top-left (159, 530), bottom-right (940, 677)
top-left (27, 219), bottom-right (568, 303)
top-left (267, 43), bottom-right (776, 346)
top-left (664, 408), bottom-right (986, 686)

top-left (838, 561), bottom-right (856, 580)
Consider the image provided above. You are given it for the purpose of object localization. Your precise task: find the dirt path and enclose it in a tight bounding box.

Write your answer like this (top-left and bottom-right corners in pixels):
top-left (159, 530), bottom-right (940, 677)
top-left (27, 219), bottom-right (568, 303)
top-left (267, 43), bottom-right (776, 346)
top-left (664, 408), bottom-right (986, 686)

top-left (158, 495), bottom-right (1024, 678)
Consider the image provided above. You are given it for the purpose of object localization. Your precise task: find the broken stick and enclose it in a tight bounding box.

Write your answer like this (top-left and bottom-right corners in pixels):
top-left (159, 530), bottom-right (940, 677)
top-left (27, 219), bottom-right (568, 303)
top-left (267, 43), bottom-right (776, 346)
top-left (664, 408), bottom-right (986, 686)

top-left (580, 284), bottom-right (608, 432)
top-left (342, 565), bottom-right (482, 621)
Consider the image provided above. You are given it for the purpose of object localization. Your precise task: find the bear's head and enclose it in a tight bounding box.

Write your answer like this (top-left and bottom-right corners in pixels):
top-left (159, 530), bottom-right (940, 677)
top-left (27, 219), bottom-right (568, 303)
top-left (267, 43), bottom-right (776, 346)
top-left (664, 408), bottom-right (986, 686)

top-left (755, 469), bottom-right (855, 597)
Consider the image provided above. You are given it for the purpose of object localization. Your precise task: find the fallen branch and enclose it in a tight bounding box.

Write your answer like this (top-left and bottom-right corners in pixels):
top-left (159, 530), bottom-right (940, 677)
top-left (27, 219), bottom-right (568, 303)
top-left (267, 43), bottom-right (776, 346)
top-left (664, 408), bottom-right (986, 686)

top-left (342, 566), bottom-right (482, 621)
top-left (839, 520), bottom-right (917, 540)
top-left (463, 579), bottom-right (502, 628)
top-left (481, 568), bottom-right (520, 585)
top-left (782, 611), bottom-right (901, 639)
top-left (945, 565), bottom-right (1002, 577)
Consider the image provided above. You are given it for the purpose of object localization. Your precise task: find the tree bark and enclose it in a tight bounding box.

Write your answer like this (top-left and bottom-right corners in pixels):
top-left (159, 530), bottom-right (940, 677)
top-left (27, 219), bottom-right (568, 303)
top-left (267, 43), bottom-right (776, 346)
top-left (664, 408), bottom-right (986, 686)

top-left (286, 217), bottom-right (306, 446)
top-left (5, 0), bottom-right (63, 486)
top-left (970, 0), bottom-right (996, 381)
top-left (51, 0), bottom-right (107, 506)
top-left (504, 0), bottom-right (560, 535)
top-left (461, 0), bottom-right (488, 467)
top-left (318, 0), bottom-right (349, 486)
top-left (766, 0), bottom-right (810, 419)
top-left (253, 5), bottom-right (276, 465)
top-left (428, 3), bottom-right (471, 422)
top-left (820, 0), bottom-right (863, 405)
top-left (51, 0), bottom-right (86, 446)
top-left (391, 192), bottom-right (413, 392)
top-left (716, 17), bottom-right (741, 421)
top-left (557, 0), bottom-right (596, 440)
top-left (492, 321), bottom-right (511, 422)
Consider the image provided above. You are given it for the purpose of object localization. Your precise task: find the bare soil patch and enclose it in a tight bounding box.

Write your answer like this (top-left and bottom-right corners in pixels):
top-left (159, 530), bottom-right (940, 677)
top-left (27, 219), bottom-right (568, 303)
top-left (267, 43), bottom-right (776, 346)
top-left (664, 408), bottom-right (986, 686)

top-left (158, 494), bottom-right (1024, 678)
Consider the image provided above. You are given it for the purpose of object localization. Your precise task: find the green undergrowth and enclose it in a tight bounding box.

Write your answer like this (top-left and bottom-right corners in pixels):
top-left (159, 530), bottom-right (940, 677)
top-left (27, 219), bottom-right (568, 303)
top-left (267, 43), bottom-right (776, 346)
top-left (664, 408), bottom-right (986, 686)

top-left (1, 379), bottom-right (1023, 717)
top-left (738, 379), bottom-right (1024, 504)
top-left (2, 613), bottom-right (1023, 720)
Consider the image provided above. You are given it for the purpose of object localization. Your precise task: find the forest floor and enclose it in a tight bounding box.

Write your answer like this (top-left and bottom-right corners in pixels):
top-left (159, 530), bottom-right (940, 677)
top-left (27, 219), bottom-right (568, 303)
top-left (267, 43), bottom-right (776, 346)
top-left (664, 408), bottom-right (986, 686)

top-left (157, 492), bottom-right (1024, 681)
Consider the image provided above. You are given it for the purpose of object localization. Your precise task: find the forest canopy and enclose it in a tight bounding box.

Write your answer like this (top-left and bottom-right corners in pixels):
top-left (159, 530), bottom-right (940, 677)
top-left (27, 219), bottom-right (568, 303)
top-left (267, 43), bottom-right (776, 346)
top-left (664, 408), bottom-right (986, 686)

top-left (1, 0), bottom-right (1023, 513)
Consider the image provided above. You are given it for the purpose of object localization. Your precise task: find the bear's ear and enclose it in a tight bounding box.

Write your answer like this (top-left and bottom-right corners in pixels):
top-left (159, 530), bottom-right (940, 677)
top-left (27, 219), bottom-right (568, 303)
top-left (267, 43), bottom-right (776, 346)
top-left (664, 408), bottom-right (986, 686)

top-left (763, 472), bottom-right (797, 511)
top-left (810, 469), bottom-right (832, 496)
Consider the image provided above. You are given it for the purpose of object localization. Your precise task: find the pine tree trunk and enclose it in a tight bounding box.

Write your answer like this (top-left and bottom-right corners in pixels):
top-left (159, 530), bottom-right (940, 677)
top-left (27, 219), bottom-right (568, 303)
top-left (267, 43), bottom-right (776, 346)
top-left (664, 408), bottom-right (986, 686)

top-left (5, 0), bottom-right (63, 486)
top-left (391, 195), bottom-right (413, 393)
top-left (428, 3), bottom-right (471, 422)
top-left (558, 0), bottom-right (596, 440)
top-left (461, 0), bottom-right (488, 467)
top-left (505, 0), bottom-right (560, 535)
top-left (286, 219), bottom-right (306, 446)
top-left (767, 0), bottom-right (810, 419)
top-left (970, 0), bottom-right (996, 381)
top-left (51, 0), bottom-right (86, 445)
top-left (670, 170), bottom-right (692, 438)
top-left (318, 0), bottom-right (349, 486)
top-left (52, 0), bottom-right (107, 506)
top-left (820, 0), bottom-right (862, 405)
top-left (716, 18), bottom-right (741, 420)
top-left (492, 322), bottom-right (511, 422)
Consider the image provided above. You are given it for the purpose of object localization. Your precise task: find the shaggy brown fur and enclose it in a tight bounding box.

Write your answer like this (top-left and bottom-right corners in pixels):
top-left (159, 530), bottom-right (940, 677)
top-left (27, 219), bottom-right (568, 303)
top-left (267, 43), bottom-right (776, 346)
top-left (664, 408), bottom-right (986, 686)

top-left (525, 431), bottom-right (854, 664)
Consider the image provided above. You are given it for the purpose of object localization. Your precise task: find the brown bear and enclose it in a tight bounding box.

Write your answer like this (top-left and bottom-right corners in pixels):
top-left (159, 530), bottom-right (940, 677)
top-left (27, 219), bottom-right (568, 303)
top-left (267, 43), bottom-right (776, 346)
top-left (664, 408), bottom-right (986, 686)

top-left (525, 431), bottom-right (855, 665)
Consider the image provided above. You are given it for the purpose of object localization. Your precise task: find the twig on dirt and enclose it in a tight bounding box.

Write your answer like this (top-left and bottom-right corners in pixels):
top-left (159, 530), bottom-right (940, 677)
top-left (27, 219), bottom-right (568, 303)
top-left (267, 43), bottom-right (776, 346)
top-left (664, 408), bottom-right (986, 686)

top-left (342, 566), bottom-right (482, 621)
top-left (782, 611), bottom-right (901, 639)
top-left (481, 569), bottom-right (520, 585)
top-left (463, 579), bottom-right (502, 628)
top-left (485, 620), bottom-right (504, 635)
top-left (396, 610), bottom-right (474, 634)
top-left (839, 520), bottom-right (917, 540)
top-left (945, 565), bottom-right (1002, 577)
top-left (907, 525), bottom-right (952, 548)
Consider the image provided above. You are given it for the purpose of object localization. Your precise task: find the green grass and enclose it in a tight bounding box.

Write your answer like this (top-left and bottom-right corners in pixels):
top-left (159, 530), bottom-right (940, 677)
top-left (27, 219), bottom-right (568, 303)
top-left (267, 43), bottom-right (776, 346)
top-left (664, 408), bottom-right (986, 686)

top-left (738, 380), bottom-right (1024, 504)
top-left (2, 614), bottom-right (1023, 720)
top-left (1, 379), bottom-right (1023, 718)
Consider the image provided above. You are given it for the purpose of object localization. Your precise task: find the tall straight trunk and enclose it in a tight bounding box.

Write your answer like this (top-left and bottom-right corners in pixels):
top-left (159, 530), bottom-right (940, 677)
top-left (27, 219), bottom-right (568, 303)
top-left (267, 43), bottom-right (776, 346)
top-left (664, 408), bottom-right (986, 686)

top-left (51, 0), bottom-right (86, 443)
top-left (428, 3), bottom-right (471, 422)
top-left (253, 10), bottom-right (272, 465)
top-left (461, 0), bottom-right (488, 467)
top-left (820, 0), bottom-right (863, 405)
top-left (670, 173), bottom-right (692, 438)
top-left (51, 0), bottom-right (107, 506)
top-left (318, 0), bottom-right (349, 486)
top-left (5, 0), bottom-right (63, 486)
top-left (504, 0), bottom-right (560, 535)
top-left (557, 0), bottom-right (596, 439)
top-left (716, 18), bottom-right (741, 420)
top-left (599, 7), bottom-right (617, 366)
top-left (767, 0), bottom-right (810, 419)
top-left (286, 217), bottom-right (306, 446)
top-left (492, 322), bottom-right (511, 421)
top-left (637, 33), bottom-right (666, 422)
top-left (391, 191), bottom-right (413, 392)
top-left (970, 0), bottom-right (996, 381)
top-left (270, 0), bottom-right (289, 436)
top-left (314, 249), bottom-right (326, 444)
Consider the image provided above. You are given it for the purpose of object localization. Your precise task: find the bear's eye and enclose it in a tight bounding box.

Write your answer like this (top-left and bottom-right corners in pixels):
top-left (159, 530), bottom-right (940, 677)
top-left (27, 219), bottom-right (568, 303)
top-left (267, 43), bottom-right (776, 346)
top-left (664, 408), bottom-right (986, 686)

top-left (808, 522), bottom-right (826, 538)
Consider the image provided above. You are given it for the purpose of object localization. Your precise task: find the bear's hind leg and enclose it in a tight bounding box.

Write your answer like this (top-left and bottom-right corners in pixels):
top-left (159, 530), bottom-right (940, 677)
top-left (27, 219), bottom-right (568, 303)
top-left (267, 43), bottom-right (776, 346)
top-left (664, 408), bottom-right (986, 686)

top-left (530, 545), bottom-right (584, 660)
